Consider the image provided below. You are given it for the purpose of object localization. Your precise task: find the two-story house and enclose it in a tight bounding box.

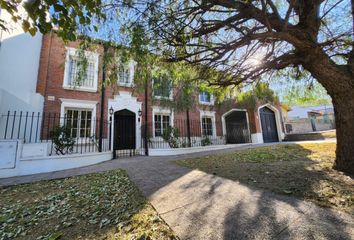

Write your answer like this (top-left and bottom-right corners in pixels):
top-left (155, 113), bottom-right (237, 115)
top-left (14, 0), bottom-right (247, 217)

top-left (34, 32), bottom-right (284, 154)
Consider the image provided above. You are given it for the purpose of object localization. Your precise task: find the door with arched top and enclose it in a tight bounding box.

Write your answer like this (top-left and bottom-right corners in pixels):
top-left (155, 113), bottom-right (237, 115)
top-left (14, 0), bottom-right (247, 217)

top-left (260, 107), bottom-right (279, 143)
top-left (114, 109), bottom-right (136, 150)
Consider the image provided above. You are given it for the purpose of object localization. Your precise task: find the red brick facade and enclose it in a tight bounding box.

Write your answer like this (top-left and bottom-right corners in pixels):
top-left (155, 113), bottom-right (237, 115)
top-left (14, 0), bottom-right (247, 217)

top-left (36, 33), bottom-right (284, 145)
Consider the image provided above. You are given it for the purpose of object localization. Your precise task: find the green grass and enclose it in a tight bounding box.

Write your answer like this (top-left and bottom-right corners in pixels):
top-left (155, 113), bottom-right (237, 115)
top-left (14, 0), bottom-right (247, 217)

top-left (0, 170), bottom-right (177, 240)
top-left (177, 143), bottom-right (353, 214)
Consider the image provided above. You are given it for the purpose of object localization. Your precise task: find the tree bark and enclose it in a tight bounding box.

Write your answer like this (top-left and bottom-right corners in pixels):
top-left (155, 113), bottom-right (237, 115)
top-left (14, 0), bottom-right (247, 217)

top-left (332, 93), bottom-right (354, 176)
top-left (301, 50), bottom-right (354, 176)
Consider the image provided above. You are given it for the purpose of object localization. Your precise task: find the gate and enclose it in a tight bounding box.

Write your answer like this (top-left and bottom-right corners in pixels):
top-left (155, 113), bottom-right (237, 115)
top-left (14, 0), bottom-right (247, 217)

top-left (225, 111), bottom-right (251, 144)
top-left (113, 109), bottom-right (141, 157)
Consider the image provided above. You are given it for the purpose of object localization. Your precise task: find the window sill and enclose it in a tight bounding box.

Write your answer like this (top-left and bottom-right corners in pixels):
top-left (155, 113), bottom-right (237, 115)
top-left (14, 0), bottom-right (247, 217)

top-left (199, 101), bottom-right (214, 106)
top-left (63, 85), bottom-right (98, 93)
top-left (118, 82), bottom-right (133, 87)
top-left (154, 96), bottom-right (173, 100)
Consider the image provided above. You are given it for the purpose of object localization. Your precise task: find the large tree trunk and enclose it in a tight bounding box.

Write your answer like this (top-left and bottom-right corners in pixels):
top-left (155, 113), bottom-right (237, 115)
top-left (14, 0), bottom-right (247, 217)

top-left (332, 93), bottom-right (354, 176)
top-left (302, 51), bottom-right (354, 176)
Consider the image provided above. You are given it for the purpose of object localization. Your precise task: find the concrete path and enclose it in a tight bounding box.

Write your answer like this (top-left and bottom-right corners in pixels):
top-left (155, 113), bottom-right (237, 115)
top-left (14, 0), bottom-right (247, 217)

top-left (0, 143), bottom-right (352, 240)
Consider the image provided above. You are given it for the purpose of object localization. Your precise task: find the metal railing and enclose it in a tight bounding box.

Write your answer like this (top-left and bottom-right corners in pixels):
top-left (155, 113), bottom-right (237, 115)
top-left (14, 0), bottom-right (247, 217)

top-left (1, 111), bottom-right (111, 155)
top-left (144, 118), bottom-right (250, 149)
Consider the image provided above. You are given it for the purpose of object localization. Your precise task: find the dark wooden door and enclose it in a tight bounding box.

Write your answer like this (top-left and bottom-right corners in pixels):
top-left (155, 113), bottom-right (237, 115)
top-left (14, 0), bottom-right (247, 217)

top-left (114, 110), bottom-right (136, 150)
top-left (260, 107), bottom-right (279, 143)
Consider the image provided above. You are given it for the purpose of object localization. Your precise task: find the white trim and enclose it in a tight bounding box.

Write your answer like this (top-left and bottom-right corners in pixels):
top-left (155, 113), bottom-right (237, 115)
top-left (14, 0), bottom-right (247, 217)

top-left (221, 108), bottom-right (250, 138)
top-left (199, 110), bottom-right (216, 137)
top-left (257, 104), bottom-right (283, 142)
top-left (108, 91), bottom-right (142, 150)
top-left (63, 47), bottom-right (99, 92)
top-left (152, 106), bottom-right (174, 138)
top-left (59, 98), bottom-right (97, 139)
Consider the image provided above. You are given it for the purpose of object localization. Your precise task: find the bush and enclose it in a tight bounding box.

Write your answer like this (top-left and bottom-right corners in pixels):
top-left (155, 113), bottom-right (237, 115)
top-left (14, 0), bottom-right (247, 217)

top-left (201, 136), bottom-right (212, 146)
top-left (50, 126), bottom-right (75, 155)
top-left (162, 126), bottom-right (180, 148)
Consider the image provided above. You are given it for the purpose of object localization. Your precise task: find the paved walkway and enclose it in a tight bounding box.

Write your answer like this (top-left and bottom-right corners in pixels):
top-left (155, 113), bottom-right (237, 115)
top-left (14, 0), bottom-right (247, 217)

top-left (0, 142), bottom-right (352, 239)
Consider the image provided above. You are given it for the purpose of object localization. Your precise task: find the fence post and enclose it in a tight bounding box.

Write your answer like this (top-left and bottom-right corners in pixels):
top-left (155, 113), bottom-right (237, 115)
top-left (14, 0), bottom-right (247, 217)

top-left (186, 110), bottom-right (191, 147)
top-left (144, 78), bottom-right (149, 156)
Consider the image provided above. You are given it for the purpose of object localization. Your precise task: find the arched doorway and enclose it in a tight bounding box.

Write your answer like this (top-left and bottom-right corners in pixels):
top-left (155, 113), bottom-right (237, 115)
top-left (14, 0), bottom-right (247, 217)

top-left (224, 110), bottom-right (250, 144)
top-left (259, 107), bottom-right (279, 143)
top-left (114, 109), bottom-right (136, 150)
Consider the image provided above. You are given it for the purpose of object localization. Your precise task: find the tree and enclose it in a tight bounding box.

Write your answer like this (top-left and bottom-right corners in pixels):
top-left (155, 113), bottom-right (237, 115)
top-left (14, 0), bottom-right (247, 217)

top-left (120, 0), bottom-right (353, 175)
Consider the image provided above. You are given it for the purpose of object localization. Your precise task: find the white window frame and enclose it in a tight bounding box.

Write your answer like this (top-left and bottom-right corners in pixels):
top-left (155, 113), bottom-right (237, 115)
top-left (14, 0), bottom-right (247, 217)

top-left (59, 98), bottom-right (97, 141)
top-left (152, 106), bottom-right (174, 137)
top-left (117, 59), bottom-right (136, 87)
top-left (152, 78), bottom-right (173, 100)
top-left (199, 110), bottom-right (216, 137)
top-left (63, 47), bottom-right (99, 92)
top-left (199, 91), bottom-right (215, 105)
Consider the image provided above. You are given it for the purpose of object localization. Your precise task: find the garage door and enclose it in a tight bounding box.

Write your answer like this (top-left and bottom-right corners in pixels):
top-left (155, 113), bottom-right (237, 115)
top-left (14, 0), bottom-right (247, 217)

top-left (260, 107), bottom-right (279, 143)
top-left (225, 111), bottom-right (250, 144)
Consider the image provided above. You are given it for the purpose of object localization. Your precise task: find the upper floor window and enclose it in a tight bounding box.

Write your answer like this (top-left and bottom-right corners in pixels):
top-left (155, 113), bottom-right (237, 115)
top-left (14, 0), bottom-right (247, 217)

top-left (153, 76), bottom-right (172, 99)
top-left (118, 60), bottom-right (135, 87)
top-left (63, 47), bottom-right (99, 92)
top-left (199, 91), bottom-right (214, 105)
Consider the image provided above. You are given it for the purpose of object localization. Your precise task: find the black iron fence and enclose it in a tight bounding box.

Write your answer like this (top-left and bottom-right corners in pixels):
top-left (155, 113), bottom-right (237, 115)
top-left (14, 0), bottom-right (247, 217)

top-left (143, 118), bottom-right (250, 149)
top-left (1, 111), bottom-right (111, 155)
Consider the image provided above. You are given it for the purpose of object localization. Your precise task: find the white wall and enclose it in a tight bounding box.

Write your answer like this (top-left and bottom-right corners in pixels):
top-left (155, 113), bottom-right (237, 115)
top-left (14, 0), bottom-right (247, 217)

top-left (0, 9), bottom-right (44, 115)
top-left (0, 140), bottom-right (113, 178)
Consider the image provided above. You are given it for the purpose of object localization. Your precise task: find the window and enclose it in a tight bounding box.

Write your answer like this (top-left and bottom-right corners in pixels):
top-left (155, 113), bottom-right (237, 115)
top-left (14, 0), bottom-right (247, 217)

top-left (118, 63), bottom-right (130, 85)
top-left (63, 48), bottom-right (99, 91)
top-left (118, 60), bottom-right (135, 86)
top-left (65, 109), bottom-right (92, 138)
top-left (68, 57), bottom-right (96, 88)
top-left (199, 91), bottom-right (214, 105)
top-left (202, 117), bottom-right (213, 136)
top-left (154, 114), bottom-right (171, 137)
top-left (153, 76), bottom-right (172, 99)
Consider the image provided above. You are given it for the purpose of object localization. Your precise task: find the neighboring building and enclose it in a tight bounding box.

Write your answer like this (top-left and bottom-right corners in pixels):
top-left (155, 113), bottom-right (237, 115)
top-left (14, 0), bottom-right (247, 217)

top-left (0, 8), bottom-right (44, 113)
top-left (283, 105), bottom-right (335, 134)
top-left (0, 8), bottom-right (44, 142)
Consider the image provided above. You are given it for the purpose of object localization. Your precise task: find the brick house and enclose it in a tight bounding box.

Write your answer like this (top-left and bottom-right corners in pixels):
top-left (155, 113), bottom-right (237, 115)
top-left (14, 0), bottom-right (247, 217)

top-left (35, 32), bottom-right (284, 153)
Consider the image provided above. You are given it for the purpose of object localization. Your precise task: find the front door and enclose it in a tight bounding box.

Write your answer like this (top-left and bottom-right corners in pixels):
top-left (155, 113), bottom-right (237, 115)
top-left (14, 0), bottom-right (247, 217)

top-left (114, 109), bottom-right (136, 150)
top-left (260, 107), bottom-right (279, 143)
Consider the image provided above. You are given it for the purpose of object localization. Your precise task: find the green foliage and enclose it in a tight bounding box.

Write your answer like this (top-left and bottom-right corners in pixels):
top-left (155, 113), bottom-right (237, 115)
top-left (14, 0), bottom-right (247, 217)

top-left (281, 81), bottom-right (332, 107)
top-left (0, 0), bottom-right (104, 40)
top-left (162, 126), bottom-right (180, 148)
top-left (237, 83), bottom-right (278, 110)
top-left (201, 136), bottom-right (212, 146)
top-left (50, 126), bottom-right (75, 155)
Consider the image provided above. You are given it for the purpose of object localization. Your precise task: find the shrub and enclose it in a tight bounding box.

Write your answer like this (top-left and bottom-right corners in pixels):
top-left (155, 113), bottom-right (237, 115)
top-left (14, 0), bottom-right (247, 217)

top-left (162, 126), bottom-right (180, 148)
top-left (201, 136), bottom-right (212, 146)
top-left (50, 126), bottom-right (75, 155)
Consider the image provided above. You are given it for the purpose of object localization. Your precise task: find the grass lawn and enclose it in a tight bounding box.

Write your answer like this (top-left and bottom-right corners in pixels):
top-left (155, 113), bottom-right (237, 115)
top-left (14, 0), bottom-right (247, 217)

top-left (0, 170), bottom-right (177, 240)
top-left (177, 143), bottom-right (353, 214)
